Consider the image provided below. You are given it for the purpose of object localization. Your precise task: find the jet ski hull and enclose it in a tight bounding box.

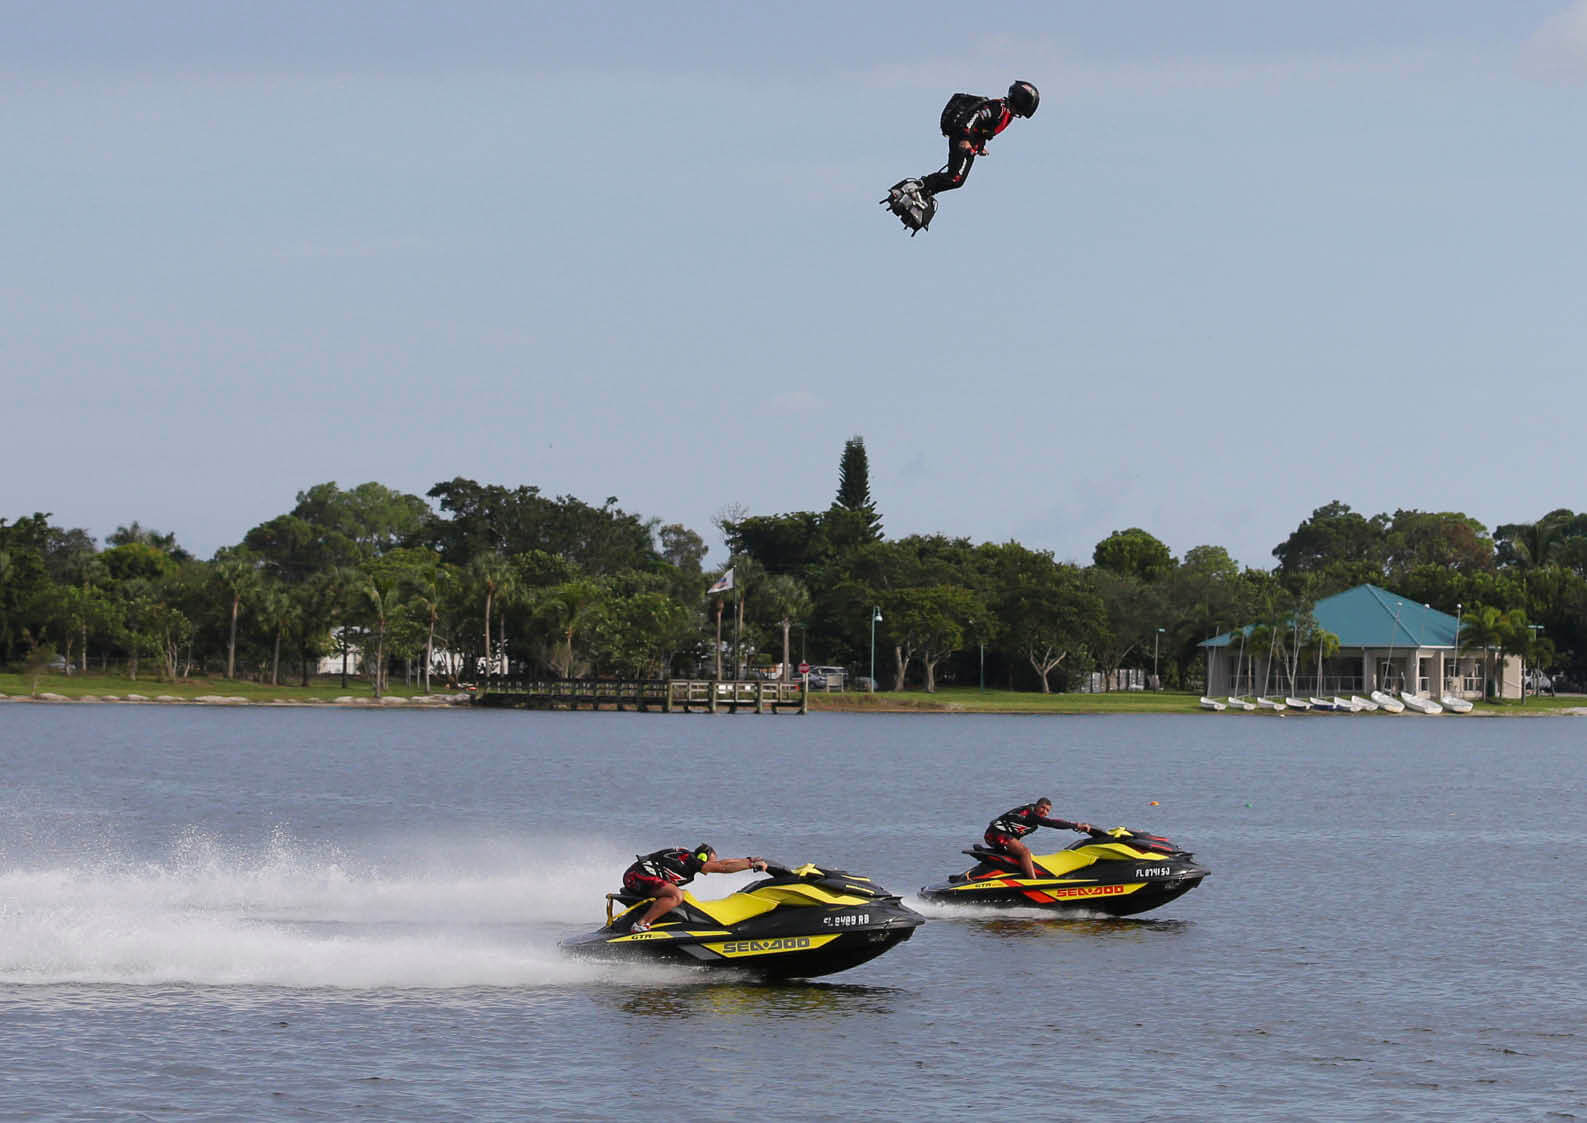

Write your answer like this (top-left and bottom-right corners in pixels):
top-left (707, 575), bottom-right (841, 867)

top-left (920, 832), bottom-right (1209, 918)
top-left (561, 864), bottom-right (924, 979)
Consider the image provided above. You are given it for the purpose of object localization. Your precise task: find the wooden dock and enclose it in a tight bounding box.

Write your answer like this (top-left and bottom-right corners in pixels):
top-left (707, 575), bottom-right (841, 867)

top-left (474, 677), bottom-right (807, 714)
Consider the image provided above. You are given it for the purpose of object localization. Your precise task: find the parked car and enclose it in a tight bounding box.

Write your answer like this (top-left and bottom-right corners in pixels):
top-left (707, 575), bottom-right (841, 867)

top-left (806, 665), bottom-right (848, 690)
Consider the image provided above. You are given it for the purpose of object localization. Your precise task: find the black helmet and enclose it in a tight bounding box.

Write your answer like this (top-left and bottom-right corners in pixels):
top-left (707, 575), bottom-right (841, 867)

top-left (1008, 80), bottom-right (1040, 118)
top-left (693, 843), bottom-right (715, 864)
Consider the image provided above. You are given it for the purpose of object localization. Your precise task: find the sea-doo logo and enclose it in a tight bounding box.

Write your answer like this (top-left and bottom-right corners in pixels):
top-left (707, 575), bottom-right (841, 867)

top-left (822, 913), bottom-right (871, 927)
top-left (720, 936), bottom-right (812, 954)
top-left (1136, 867), bottom-right (1173, 878)
top-left (1051, 884), bottom-right (1127, 900)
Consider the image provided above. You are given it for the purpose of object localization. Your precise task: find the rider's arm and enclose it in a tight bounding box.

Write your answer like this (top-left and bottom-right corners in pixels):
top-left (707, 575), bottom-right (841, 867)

top-left (1037, 816), bottom-right (1094, 832)
top-left (701, 856), bottom-right (767, 874)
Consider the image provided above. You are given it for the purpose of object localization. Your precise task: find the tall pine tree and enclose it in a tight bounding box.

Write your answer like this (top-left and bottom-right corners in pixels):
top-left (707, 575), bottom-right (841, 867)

top-left (833, 436), bottom-right (883, 542)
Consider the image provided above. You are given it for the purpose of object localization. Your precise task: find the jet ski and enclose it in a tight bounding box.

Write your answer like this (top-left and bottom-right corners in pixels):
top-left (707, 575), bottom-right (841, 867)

top-left (919, 827), bottom-right (1209, 917)
top-left (560, 861), bottom-right (924, 979)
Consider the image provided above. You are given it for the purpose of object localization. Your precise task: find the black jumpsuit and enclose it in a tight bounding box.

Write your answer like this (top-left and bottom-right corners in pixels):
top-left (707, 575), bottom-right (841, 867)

top-left (922, 98), bottom-right (1014, 196)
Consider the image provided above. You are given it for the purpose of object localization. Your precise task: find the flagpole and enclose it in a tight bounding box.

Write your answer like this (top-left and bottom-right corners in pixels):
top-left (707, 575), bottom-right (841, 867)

top-left (714, 598), bottom-right (723, 681)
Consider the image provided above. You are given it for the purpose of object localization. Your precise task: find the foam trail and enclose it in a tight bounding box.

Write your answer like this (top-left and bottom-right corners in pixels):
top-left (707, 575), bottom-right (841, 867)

top-left (0, 828), bottom-right (723, 989)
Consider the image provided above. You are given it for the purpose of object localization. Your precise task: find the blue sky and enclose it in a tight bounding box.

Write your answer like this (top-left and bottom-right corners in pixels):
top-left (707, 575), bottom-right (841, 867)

top-left (5, 2), bottom-right (1585, 568)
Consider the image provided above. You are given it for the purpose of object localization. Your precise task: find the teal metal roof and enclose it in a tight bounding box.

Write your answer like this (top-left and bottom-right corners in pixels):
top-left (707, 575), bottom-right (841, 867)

top-left (1200, 584), bottom-right (1458, 649)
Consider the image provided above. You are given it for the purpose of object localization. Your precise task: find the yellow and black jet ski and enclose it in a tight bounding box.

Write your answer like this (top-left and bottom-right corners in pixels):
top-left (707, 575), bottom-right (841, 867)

top-left (919, 827), bottom-right (1208, 917)
top-left (560, 862), bottom-right (924, 979)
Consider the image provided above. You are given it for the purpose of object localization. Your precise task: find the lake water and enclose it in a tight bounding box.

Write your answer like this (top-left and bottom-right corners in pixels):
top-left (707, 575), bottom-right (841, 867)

top-left (2, 704), bottom-right (1584, 1121)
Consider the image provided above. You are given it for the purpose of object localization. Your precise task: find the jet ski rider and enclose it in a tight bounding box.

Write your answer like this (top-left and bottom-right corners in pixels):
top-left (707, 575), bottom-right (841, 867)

top-left (623, 844), bottom-right (768, 932)
top-left (985, 798), bottom-right (1095, 880)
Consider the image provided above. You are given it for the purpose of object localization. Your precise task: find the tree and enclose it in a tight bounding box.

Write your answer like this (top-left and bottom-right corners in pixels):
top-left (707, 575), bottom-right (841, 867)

top-left (915, 586), bottom-right (986, 692)
top-left (1494, 509), bottom-right (1575, 571)
top-left (1458, 605), bottom-right (1507, 701)
top-left (1380, 510), bottom-right (1495, 578)
top-left (983, 542), bottom-right (1103, 693)
top-left (22, 639), bottom-right (57, 698)
top-left (1272, 501), bottom-right (1388, 576)
top-left (760, 574), bottom-right (812, 681)
top-left (589, 590), bottom-right (695, 678)
top-left (404, 559), bottom-right (458, 692)
top-left (212, 547), bottom-right (260, 680)
top-left (254, 584), bottom-right (294, 686)
top-left (361, 574), bottom-right (402, 698)
top-left (657, 523), bottom-right (707, 575)
top-left (1093, 528), bottom-right (1174, 583)
top-left (1089, 568), bottom-right (1170, 691)
top-left (833, 436), bottom-right (882, 542)
top-left (534, 579), bottom-right (607, 678)
top-left (424, 478), bottom-right (660, 574)
top-left (107, 522), bottom-right (191, 561)
top-left (721, 511), bottom-right (831, 576)
top-left (290, 482), bottom-right (429, 559)
top-left (468, 553), bottom-right (515, 677)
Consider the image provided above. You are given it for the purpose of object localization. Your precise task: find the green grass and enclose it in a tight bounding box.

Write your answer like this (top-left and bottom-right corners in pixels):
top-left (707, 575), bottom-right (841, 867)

top-left (0, 671), bottom-right (448, 702)
top-left (807, 686), bottom-right (1586, 715)
top-left (808, 688), bottom-right (1210, 713)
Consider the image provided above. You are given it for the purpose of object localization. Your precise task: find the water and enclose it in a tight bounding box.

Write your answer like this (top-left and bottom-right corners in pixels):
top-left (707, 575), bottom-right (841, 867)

top-left (2, 705), bottom-right (1584, 1121)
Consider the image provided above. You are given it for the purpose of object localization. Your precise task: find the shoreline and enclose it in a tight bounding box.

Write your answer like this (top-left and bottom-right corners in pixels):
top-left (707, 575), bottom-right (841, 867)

top-left (4, 691), bottom-right (1583, 716)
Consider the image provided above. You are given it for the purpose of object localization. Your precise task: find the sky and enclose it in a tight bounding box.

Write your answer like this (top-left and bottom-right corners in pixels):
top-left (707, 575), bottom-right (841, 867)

top-left (5, 1), bottom-right (1586, 569)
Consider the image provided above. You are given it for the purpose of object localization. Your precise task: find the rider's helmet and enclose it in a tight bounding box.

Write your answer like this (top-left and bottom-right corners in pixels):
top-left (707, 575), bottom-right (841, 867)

top-left (1007, 80), bottom-right (1040, 118)
top-left (693, 844), bottom-right (715, 864)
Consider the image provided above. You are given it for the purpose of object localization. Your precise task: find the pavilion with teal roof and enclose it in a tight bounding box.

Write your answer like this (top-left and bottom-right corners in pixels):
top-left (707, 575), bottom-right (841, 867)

top-left (1199, 584), bottom-right (1520, 700)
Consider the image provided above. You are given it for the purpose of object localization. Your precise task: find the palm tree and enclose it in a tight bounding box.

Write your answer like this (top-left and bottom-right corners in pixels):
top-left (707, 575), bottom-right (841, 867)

top-left (213, 548), bottom-right (260, 680)
top-left (760, 574), bottom-right (811, 682)
top-left (254, 585), bottom-right (294, 687)
top-left (362, 577), bottom-right (401, 698)
top-left (407, 563), bottom-right (455, 693)
top-left (468, 553), bottom-right (514, 679)
top-left (535, 579), bottom-right (605, 678)
top-left (1458, 605), bottom-right (1506, 701)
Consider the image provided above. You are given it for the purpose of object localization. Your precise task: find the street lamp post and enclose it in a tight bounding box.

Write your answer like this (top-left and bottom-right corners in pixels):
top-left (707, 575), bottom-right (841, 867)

top-left (1153, 627), bottom-right (1165, 690)
top-left (1525, 623), bottom-right (1544, 705)
top-left (869, 606), bottom-right (882, 692)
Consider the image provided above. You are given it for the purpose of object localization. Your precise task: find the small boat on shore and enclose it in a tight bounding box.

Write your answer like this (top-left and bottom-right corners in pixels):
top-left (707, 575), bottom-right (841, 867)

top-left (1199, 696), bottom-right (1227, 711)
top-left (1226, 696), bottom-right (1256, 711)
top-left (1370, 690), bottom-right (1405, 713)
top-left (1308, 696), bottom-right (1335, 711)
top-left (1351, 695), bottom-right (1378, 712)
top-left (1284, 697), bottom-right (1311, 710)
top-left (1400, 691), bottom-right (1443, 714)
top-left (1256, 696), bottom-right (1286, 711)
top-left (1440, 694), bottom-right (1474, 714)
